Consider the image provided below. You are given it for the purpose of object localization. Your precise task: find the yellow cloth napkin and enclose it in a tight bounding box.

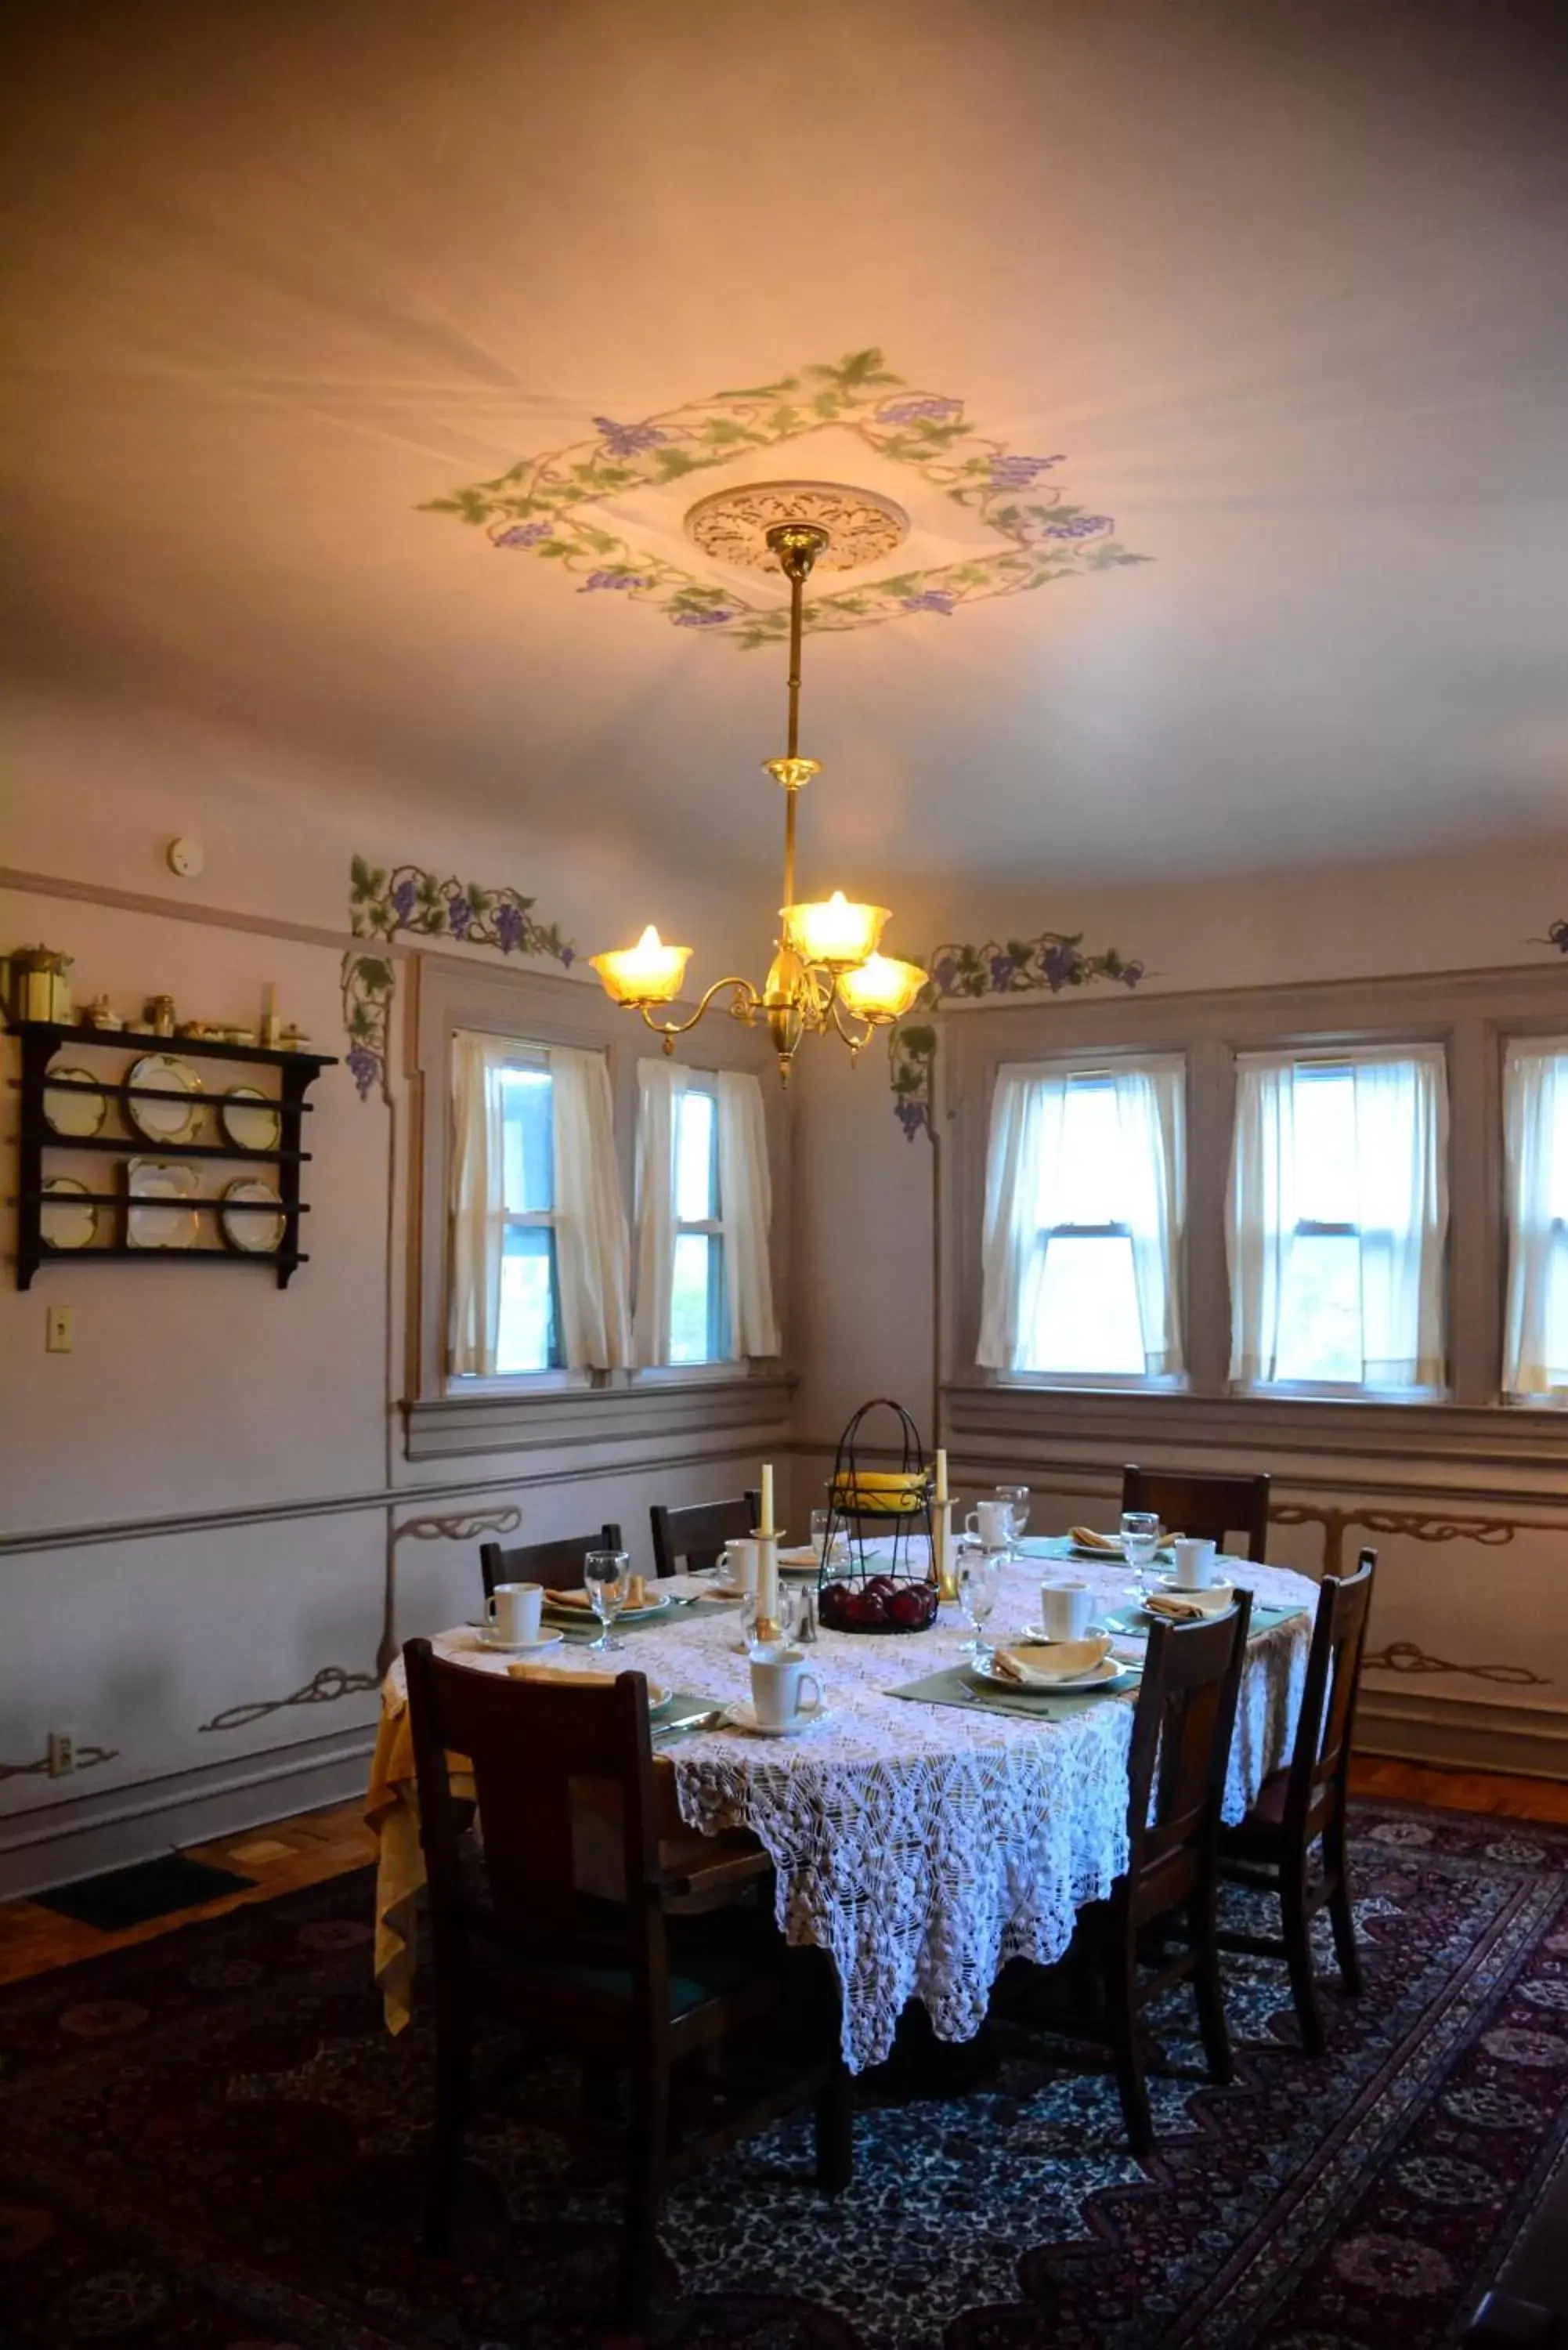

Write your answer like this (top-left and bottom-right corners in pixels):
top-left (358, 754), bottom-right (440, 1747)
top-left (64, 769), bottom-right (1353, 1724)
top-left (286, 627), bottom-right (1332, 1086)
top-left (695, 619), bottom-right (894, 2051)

top-left (992, 1636), bottom-right (1112, 1687)
top-left (1143, 1585), bottom-right (1233, 1622)
top-left (1068, 1525), bottom-right (1122, 1553)
top-left (544, 1586), bottom-right (592, 1610)
top-left (508, 1661), bottom-right (615, 1688)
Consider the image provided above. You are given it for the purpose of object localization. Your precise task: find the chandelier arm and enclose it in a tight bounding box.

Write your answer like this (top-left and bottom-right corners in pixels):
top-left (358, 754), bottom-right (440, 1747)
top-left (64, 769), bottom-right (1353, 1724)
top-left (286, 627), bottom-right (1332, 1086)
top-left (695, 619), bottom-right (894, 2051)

top-left (829, 999), bottom-right (880, 1056)
top-left (637, 974), bottom-right (763, 1042)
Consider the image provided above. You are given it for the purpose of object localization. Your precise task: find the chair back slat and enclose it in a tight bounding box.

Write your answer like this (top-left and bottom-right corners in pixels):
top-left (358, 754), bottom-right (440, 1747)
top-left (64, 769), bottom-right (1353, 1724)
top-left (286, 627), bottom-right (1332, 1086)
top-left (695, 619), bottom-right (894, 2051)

top-left (649, 1491), bottom-right (762, 1578)
top-left (479, 1522), bottom-right (623, 1600)
top-left (403, 1640), bottom-right (660, 1968)
top-left (1122, 1463), bottom-right (1271, 1561)
top-left (1287, 1549), bottom-right (1376, 1830)
top-left (1125, 1594), bottom-right (1253, 1908)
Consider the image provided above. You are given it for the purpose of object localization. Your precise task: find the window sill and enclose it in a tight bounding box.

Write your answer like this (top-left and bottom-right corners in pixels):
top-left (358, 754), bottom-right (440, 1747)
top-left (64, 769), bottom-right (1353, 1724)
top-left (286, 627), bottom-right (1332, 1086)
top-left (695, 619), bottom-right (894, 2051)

top-left (404, 1367), bottom-right (796, 1462)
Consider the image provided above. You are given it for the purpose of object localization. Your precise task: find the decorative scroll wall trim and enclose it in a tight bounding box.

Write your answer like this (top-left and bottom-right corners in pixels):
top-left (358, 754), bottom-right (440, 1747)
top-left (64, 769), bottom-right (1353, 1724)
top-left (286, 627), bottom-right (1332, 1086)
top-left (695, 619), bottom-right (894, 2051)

top-left (423, 347), bottom-right (1148, 646)
top-left (343, 859), bottom-right (576, 1101)
top-left (1531, 922), bottom-right (1568, 956)
top-left (197, 1665), bottom-right (379, 1737)
top-left (1360, 1640), bottom-right (1550, 1687)
top-left (888, 927), bottom-right (1150, 1141)
top-left (0, 1745), bottom-right (117, 1783)
top-left (1271, 1502), bottom-right (1518, 1579)
top-left (394, 1507), bottom-right (522, 1547)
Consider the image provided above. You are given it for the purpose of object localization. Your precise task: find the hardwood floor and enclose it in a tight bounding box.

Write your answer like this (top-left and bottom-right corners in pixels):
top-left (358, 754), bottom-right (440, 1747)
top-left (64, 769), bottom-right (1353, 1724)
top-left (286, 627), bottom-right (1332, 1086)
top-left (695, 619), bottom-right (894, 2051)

top-left (0, 1758), bottom-right (1561, 1989)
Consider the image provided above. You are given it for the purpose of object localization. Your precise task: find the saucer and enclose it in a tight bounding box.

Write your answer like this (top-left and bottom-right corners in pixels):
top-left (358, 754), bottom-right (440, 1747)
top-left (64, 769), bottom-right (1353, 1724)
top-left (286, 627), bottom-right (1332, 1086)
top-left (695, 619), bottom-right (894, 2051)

top-left (721, 1699), bottom-right (833, 1739)
top-left (476, 1628), bottom-right (563, 1654)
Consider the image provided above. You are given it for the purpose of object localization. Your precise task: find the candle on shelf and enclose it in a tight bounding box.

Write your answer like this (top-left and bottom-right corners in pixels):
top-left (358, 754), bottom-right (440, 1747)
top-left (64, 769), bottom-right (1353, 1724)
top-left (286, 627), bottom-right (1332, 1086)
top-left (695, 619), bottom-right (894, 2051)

top-left (261, 982), bottom-right (279, 1048)
top-left (934, 1448), bottom-right (948, 1506)
top-left (760, 1462), bottom-right (775, 1537)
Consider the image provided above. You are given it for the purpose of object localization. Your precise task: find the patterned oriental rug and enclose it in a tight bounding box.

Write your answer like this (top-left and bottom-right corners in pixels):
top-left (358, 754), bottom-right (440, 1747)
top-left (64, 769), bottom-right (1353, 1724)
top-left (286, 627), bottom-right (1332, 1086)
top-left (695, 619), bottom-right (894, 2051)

top-left (1, 1801), bottom-right (1565, 2349)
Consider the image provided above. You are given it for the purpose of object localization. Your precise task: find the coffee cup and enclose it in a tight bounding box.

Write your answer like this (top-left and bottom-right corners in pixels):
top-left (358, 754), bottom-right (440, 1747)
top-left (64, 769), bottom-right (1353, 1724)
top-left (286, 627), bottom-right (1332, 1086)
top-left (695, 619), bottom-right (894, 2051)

top-left (1041, 1579), bottom-right (1093, 1641)
top-left (965, 1499), bottom-right (1012, 1553)
top-left (487, 1582), bottom-right (543, 1644)
top-left (1173, 1537), bottom-right (1218, 1591)
top-left (717, 1537), bottom-right (759, 1593)
top-left (749, 1646), bottom-right (824, 1732)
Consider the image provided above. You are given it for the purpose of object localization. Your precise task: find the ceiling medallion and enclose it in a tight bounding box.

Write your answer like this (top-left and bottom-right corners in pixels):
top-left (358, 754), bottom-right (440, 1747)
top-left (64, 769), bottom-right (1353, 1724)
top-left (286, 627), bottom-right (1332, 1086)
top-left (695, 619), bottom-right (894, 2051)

top-left (421, 346), bottom-right (1147, 647)
top-left (684, 479), bottom-right (909, 573)
top-left (590, 515), bottom-right (927, 1084)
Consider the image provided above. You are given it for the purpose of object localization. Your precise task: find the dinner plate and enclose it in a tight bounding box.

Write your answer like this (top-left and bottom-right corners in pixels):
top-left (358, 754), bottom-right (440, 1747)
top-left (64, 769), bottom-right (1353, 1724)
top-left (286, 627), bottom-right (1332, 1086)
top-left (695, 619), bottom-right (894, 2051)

top-left (1150, 1577), bottom-right (1237, 1618)
top-left (971, 1651), bottom-right (1131, 1695)
top-left (43, 1066), bottom-right (108, 1137)
top-left (1022, 1621), bottom-right (1109, 1645)
top-left (220, 1085), bottom-right (282, 1153)
top-left (1070, 1539), bottom-right (1175, 1564)
top-left (476, 1628), bottom-right (564, 1655)
top-left (220, 1177), bottom-right (284, 1253)
top-left (541, 1593), bottom-right (674, 1623)
top-left (126, 1053), bottom-right (204, 1143)
top-left (40, 1175), bottom-right (97, 1249)
top-left (126, 1158), bottom-right (200, 1249)
top-left (721, 1699), bottom-right (833, 1738)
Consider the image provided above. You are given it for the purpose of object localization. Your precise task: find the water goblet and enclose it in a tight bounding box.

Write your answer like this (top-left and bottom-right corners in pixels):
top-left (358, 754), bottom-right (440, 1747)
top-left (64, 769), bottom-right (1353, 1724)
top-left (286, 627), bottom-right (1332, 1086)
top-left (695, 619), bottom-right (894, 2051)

top-left (584, 1547), bottom-right (629, 1654)
top-left (995, 1484), bottom-right (1031, 1545)
top-left (957, 1542), bottom-right (1001, 1658)
top-left (1120, 1511), bottom-right (1162, 1601)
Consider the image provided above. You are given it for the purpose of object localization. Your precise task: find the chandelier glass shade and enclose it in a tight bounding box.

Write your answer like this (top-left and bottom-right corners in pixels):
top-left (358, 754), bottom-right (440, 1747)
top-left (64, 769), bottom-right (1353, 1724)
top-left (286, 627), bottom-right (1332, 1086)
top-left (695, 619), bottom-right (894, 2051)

top-left (589, 518), bottom-right (927, 1081)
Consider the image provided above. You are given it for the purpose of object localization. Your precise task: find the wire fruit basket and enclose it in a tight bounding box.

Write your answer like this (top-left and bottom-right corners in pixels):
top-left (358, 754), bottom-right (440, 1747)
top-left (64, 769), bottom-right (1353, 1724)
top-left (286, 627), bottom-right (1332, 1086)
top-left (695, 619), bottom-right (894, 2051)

top-left (818, 1397), bottom-right (939, 1633)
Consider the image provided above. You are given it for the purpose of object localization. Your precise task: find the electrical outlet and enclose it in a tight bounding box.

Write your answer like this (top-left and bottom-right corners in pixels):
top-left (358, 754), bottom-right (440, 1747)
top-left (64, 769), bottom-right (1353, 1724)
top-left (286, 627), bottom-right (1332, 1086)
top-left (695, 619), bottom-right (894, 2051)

top-left (47, 1731), bottom-right (75, 1777)
top-left (45, 1305), bottom-right (73, 1353)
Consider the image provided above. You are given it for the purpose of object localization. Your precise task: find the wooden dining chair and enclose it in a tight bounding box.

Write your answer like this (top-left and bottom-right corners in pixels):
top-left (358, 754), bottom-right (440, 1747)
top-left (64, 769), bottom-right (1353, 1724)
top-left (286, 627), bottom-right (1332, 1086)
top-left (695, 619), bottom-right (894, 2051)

top-left (1122, 1462), bottom-right (1272, 1562)
top-left (478, 1522), bottom-right (623, 1600)
top-left (649, 1490), bottom-right (762, 1578)
top-left (403, 1639), bottom-right (851, 2321)
top-left (1217, 1549), bottom-right (1377, 2055)
top-left (1038, 1593), bottom-right (1254, 2156)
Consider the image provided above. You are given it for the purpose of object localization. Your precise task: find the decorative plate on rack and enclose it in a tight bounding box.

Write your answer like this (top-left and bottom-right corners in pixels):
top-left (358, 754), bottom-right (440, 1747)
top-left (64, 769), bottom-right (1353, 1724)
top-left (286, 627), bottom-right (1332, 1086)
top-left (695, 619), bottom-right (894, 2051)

top-left (43, 1066), bottom-right (109, 1137)
top-left (126, 1054), bottom-right (203, 1144)
top-left (40, 1175), bottom-right (97, 1249)
top-left (126, 1158), bottom-right (200, 1249)
top-left (219, 1086), bottom-right (281, 1154)
top-left (220, 1177), bottom-right (284, 1254)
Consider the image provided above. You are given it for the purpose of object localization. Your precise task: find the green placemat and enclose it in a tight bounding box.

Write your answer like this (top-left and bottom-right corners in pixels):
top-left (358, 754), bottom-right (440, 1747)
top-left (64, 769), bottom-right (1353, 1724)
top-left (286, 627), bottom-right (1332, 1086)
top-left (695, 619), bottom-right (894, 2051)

top-left (887, 1660), bottom-right (1140, 1723)
top-left (651, 1689), bottom-right (729, 1744)
top-left (1102, 1599), bottom-right (1306, 1637)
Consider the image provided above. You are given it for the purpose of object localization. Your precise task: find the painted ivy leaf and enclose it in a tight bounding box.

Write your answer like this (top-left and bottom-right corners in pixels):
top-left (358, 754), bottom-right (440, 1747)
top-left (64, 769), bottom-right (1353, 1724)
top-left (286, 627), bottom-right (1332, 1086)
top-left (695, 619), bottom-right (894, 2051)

top-left (714, 376), bottom-right (802, 399)
top-left (654, 447), bottom-right (699, 480)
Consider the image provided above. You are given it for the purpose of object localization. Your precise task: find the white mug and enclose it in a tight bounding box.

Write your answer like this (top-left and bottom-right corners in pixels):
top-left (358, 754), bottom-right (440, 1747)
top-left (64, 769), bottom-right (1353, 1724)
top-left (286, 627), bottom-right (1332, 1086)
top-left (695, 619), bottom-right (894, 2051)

top-left (1041, 1579), bottom-right (1093, 1641)
top-left (1173, 1537), bottom-right (1218, 1591)
top-left (966, 1499), bottom-right (1012, 1553)
top-left (717, 1537), bottom-right (759, 1593)
top-left (750, 1646), bottom-right (824, 1732)
top-left (487, 1582), bottom-right (543, 1644)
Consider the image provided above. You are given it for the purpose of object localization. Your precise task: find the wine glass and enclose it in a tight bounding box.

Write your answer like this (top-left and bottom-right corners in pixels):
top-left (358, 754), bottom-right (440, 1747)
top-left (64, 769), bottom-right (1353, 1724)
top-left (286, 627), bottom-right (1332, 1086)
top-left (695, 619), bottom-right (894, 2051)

top-left (995, 1484), bottom-right (1031, 1545)
top-left (1119, 1511), bottom-right (1161, 1602)
top-left (584, 1547), bottom-right (628, 1654)
top-left (957, 1542), bottom-right (1000, 1658)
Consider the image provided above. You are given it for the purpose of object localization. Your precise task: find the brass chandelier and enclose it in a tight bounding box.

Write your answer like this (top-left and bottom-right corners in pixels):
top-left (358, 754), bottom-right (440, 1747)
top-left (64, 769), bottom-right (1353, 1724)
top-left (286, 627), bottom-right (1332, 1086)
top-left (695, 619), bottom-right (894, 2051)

top-left (590, 519), bottom-right (927, 1083)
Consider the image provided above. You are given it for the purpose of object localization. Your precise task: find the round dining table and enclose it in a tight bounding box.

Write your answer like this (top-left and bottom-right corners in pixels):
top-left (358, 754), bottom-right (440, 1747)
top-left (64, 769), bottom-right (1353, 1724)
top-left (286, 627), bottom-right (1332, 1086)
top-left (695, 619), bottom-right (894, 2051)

top-left (368, 1541), bottom-right (1317, 2071)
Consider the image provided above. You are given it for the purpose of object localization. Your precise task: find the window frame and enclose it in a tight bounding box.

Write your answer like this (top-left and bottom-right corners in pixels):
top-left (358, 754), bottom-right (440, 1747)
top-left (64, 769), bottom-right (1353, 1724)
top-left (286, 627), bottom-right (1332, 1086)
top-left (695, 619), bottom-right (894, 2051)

top-left (1501, 1032), bottom-right (1568, 1408)
top-left (459, 1040), bottom-right (568, 1385)
top-left (406, 949), bottom-right (793, 1457)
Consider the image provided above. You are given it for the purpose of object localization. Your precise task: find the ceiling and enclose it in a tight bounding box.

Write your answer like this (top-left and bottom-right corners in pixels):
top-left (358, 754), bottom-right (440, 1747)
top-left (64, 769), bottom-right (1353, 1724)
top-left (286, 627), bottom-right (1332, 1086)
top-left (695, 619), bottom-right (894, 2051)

top-left (4, 0), bottom-right (1567, 894)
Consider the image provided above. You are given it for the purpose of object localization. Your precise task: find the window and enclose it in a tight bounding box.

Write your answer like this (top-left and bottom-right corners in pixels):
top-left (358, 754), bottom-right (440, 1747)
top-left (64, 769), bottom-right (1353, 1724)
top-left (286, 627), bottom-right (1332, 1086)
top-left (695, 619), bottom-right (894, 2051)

top-left (1502, 1039), bottom-right (1568, 1401)
top-left (448, 1030), bottom-right (630, 1382)
top-left (634, 1061), bottom-right (779, 1368)
top-left (1227, 1047), bottom-right (1448, 1392)
top-left (977, 1057), bottom-right (1187, 1379)
top-left (669, 1081), bottom-right (728, 1364)
top-left (494, 1058), bottom-right (562, 1372)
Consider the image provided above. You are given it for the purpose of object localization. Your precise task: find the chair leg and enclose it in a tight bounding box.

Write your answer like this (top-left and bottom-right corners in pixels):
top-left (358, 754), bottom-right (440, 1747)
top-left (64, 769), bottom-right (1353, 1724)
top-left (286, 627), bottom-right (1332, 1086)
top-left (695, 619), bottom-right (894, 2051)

top-left (1324, 1817), bottom-right (1363, 1996)
top-left (815, 2046), bottom-right (854, 2195)
top-left (617, 2048), bottom-right (670, 2326)
top-left (1104, 1940), bottom-right (1155, 2157)
top-left (1280, 1864), bottom-right (1326, 2058)
top-left (423, 2007), bottom-right (470, 2256)
top-left (1188, 1889), bottom-right (1234, 2086)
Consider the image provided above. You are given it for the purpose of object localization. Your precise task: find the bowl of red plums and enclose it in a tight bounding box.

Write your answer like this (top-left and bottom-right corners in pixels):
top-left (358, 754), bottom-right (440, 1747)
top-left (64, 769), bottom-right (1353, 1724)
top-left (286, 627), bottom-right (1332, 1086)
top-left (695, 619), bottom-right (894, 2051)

top-left (817, 1572), bottom-right (941, 1635)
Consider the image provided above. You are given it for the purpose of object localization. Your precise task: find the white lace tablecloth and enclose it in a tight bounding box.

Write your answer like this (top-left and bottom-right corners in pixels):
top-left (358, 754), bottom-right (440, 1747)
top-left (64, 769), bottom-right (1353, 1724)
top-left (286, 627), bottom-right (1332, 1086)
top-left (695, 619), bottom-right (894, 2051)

top-left (377, 1546), bottom-right (1315, 2071)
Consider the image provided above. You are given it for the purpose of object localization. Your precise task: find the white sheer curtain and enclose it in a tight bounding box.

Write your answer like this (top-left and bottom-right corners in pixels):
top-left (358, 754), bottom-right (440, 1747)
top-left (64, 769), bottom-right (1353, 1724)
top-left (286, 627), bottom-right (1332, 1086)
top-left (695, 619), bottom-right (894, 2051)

top-left (632, 1058), bottom-right (688, 1367)
top-left (550, 1045), bottom-right (632, 1372)
top-left (717, 1068), bottom-right (780, 1358)
top-left (1503, 1039), bottom-right (1568, 1397)
top-left (1115, 1062), bottom-right (1187, 1376)
top-left (977, 1059), bottom-right (1186, 1375)
top-left (447, 1030), bottom-right (511, 1376)
top-left (1227, 1046), bottom-right (1448, 1388)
